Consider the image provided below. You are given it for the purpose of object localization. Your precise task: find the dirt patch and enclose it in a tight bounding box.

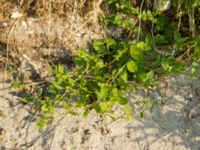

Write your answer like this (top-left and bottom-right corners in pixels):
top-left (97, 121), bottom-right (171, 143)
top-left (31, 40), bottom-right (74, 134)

top-left (0, 73), bottom-right (199, 150)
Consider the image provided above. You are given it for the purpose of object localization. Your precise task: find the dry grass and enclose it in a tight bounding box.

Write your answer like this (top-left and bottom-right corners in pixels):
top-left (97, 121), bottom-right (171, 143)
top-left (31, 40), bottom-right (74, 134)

top-left (0, 0), bottom-right (106, 78)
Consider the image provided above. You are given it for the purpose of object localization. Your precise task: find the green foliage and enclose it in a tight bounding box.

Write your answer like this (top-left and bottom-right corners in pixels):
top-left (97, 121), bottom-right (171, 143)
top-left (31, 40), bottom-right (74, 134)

top-left (11, 80), bottom-right (23, 89)
top-left (12, 0), bottom-right (200, 130)
top-left (127, 61), bottom-right (138, 72)
top-left (19, 37), bottom-right (186, 130)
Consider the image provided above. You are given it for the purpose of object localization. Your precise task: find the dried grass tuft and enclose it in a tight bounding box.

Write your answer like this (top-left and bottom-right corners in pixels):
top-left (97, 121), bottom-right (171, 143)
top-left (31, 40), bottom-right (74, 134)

top-left (0, 0), bottom-right (106, 77)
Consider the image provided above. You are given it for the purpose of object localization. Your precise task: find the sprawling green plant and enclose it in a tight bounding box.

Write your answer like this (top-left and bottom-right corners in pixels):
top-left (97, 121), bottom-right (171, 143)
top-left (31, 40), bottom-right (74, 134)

top-left (11, 0), bottom-right (200, 130)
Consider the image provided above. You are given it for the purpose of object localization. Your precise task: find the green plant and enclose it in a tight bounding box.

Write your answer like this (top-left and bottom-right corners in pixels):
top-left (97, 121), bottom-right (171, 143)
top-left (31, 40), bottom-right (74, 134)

top-left (11, 0), bottom-right (199, 130)
top-left (13, 37), bottom-right (185, 130)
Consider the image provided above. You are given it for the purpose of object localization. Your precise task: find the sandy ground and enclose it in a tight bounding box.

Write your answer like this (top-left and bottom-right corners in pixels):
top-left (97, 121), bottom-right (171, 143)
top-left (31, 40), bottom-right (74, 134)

top-left (0, 73), bottom-right (200, 150)
top-left (0, 1), bottom-right (199, 150)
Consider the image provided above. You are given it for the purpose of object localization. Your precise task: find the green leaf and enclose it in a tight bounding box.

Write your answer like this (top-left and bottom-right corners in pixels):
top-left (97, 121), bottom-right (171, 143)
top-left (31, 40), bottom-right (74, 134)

top-left (111, 88), bottom-right (119, 99)
top-left (96, 60), bottom-right (105, 68)
top-left (52, 81), bottom-right (64, 90)
top-left (48, 85), bottom-right (57, 95)
top-left (57, 65), bottom-right (65, 74)
top-left (192, 61), bottom-right (199, 68)
top-left (22, 96), bottom-right (33, 103)
top-left (36, 117), bottom-right (46, 132)
top-left (162, 63), bottom-right (172, 72)
top-left (75, 49), bottom-right (88, 58)
top-left (93, 40), bottom-right (106, 53)
top-left (113, 15), bottom-right (122, 25)
top-left (130, 45), bottom-right (143, 60)
top-left (100, 102), bottom-right (110, 112)
top-left (145, 33), bottom-right (155, 48)
top-left (172, 63), bottom-right (185, 73)
top-left (155, 16), bottom-right (169, 32)
top-left (97, 83), bottom-right (109, 100)
top-left (137, 42), bottom-right (149, 51)
top-left (11, 81), bottom-right (22, 89)
top-left (93, 104), bottom-right (101, 113)
top-left (154, 35), bottom-right (168, 44)
top-left (68, 78), bottom-right (75, 86)
top-left (124, 104), bottom-right (131, 119)
top-left (106, 38), bottom-right (117, 49)
top-left (127, 61), bottom-right (138, 73)
top-left (120, 70), bottom-right (128, 82)
top-left (114, 49), bottom-right (127, 61)
top-left (77, 97), bottom-right (87, 106)
top-left (83, 109), bottom-right (89, 118)
top-left (74, 57), bottom-right (87, 67)
top-left (146, 10), bottom-right (154, 21)
top-left (194, 38), bottom-right (200, 60)
top-left (143, 70), bottom-right (155, 84)
top-left (174, 31), bottom-right (188, 45)
top-left (174, 31), bottom-right (181, 43)
top-left (139, 111), bottom-right (144, 118)
top-left (191, 61), bottom-right (199, 74)
top-left (41, 104), bottom-right (48, 112)
top-left (119, 97), bottom-right (128, 105)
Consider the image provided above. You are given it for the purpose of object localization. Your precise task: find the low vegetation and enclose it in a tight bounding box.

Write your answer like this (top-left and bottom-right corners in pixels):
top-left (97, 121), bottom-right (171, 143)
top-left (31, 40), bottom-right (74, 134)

top-left (11, 0), bottom-right (200, 130)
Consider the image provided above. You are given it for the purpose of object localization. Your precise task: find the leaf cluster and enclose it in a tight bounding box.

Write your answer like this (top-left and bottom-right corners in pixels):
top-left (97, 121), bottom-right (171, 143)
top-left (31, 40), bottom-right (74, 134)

top-left (11, 0), bottom-right (200, 130)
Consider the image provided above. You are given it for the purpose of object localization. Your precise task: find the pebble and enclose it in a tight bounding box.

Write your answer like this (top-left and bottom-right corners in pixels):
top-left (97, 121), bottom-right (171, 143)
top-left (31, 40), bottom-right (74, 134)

top-left (21, 21), bottom-right (27, 27)
top-left (11, 11), bottom-right (23, 19)
top-left (0, 20), bottom-right (8, 27)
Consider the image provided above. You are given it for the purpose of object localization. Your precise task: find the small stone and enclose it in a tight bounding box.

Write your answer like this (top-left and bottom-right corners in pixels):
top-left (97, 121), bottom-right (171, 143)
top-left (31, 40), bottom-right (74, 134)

top-left (21, 21), bottom-right (27, 27)
top-left (11, 11), bottom-right (23, 19)
top-left (27, 17), bottom-right (37, 26)
top-left (0, 21), bottom-right (8, 27)
top-left (75, 33), bottom-right (86, 38)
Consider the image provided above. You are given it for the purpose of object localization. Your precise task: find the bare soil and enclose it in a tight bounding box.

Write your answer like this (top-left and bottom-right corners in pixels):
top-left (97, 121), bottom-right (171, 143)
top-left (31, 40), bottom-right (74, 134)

top-left (0, 73), bottom-right (200, 150)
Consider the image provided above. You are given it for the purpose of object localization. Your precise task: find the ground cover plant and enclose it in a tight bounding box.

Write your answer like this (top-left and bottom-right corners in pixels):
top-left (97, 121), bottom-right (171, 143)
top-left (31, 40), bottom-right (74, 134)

top-left (11, 0), bottom-right (200, 130)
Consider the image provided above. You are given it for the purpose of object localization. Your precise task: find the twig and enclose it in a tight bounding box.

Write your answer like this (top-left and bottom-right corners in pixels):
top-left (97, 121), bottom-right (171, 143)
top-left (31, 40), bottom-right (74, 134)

top-left (137, 0), bottom-right (144, 41)
top-left (149, 126), bottom-right (177, 145)
top-left (66, 14), bottom-right (94, 41)
top-left (149, 118), bottom-right (183, 146)
top-left (48, 0), bottom-right (52, 61)
top-left (109, 62), bottom-right (127, 86)
top-left (188, 8), bottom-right (196, 37)
top-left (106, 113), bottom-right (125, 126)
top-left (24, 123), bottom-right (31, 149)
top-left (49, 131), bottom-right (56, 150)
top-left (4, 17), bottom-right (22, 83)
top-left (0, 146), bottom-right (19, 150)
top-left (176, 44), bottom-right (195, 61)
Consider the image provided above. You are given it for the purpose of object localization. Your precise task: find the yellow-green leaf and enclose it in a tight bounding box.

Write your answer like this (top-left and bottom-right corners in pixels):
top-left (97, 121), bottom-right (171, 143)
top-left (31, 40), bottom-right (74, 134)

top-left (127, 61), bottom-right (138, 73)
top-left (130, 45), bottom-right (142, 60)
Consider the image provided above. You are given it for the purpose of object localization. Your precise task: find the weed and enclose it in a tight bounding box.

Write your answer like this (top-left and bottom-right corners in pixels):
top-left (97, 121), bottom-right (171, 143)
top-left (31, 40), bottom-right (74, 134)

top-left (11, 0), bottom-right (200, 130)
